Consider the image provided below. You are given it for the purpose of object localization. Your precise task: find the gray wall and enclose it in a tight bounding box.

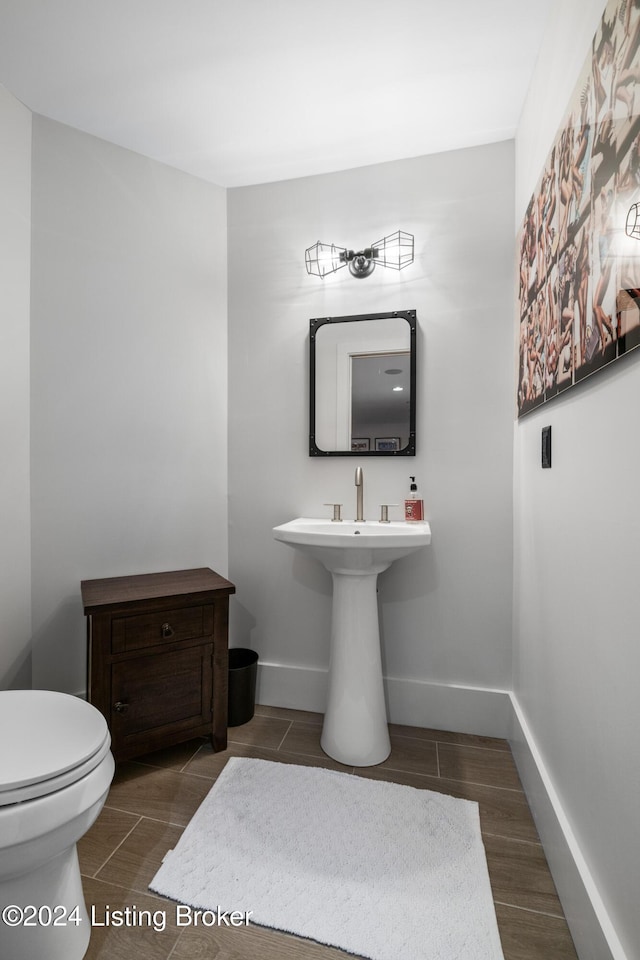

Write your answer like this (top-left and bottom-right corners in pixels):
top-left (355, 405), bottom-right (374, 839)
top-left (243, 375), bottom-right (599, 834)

top-left (515, 1), bottom-right (638, 957)
top-left (29, 116), bottom-right (229, 694)
top-left (227, 143), bottom-right (515, 735)
top-left (0, 86), bottom-right (32, 689)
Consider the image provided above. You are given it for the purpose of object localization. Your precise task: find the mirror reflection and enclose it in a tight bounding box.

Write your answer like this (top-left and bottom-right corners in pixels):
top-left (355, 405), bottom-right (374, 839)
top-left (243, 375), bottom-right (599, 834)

top-left (309, 310), bottom-right (416, 456)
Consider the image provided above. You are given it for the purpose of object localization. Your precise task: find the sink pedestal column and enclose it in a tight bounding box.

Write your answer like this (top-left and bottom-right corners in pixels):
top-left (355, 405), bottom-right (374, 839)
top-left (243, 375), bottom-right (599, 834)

top-left (320, 570), bottom-right (391, 766)
top-left (273, 517), bottom-right (431, 768)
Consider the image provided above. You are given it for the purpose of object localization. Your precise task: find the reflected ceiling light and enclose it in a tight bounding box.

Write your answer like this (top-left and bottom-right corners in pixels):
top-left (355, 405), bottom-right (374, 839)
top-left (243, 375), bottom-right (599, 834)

top-left (305, 230), bottom-right (414, 279)
top-left (626, 203), bottom-right (640, 239)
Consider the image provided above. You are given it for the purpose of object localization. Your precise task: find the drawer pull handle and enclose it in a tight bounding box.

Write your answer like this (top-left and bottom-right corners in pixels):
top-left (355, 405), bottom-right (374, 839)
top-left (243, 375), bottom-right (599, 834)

top-left (114, 701), bottom-right (129, 714)
top-left (161, 622), bottom-right (174, 639)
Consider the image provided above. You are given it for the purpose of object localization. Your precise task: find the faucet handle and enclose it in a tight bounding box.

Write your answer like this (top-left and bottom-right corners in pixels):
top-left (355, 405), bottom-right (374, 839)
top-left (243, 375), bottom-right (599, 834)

top-left (379, 504), bottom-right (399, 523)
top-left (323, 503), bottom-right (343, 522)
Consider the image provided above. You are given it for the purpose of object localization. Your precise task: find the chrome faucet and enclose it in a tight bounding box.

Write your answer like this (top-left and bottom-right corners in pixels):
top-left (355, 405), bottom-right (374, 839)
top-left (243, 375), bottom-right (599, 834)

top-left (355, 467), bottom-right (364, 521)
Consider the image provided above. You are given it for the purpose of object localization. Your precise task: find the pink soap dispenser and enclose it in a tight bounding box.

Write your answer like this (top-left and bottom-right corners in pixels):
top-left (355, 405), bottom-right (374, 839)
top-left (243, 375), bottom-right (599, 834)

top-left (404, 476), bottom-right (424, 522)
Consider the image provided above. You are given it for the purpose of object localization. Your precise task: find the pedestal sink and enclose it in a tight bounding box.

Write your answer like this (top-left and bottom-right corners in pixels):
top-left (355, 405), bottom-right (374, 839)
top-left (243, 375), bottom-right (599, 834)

top-left (273, 517), bottom-right (431, 766)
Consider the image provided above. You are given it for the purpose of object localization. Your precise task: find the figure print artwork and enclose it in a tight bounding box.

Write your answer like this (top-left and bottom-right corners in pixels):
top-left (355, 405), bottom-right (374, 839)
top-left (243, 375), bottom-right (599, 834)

top-left (517, 0), bottom-right (640, 417)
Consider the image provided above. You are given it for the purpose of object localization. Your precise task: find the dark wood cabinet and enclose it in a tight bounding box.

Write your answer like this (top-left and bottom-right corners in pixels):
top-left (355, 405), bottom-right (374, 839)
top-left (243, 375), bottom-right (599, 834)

top-left (81, 568), bottom-right (235, 762)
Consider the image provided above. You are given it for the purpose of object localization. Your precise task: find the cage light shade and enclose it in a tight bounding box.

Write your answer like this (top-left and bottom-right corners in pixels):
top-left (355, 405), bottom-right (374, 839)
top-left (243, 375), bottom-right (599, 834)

top-left (371, 230), bottom-right (414, 270)
top-left (305, 241), bottom-right (347, 277)
top-left (626, 204), bottom-right (640, 240)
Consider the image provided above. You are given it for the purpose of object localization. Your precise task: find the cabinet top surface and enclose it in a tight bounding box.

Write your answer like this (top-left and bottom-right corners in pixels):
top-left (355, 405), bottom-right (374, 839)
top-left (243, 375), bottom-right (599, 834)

top-left (81, 567), bottom-right (235, 613)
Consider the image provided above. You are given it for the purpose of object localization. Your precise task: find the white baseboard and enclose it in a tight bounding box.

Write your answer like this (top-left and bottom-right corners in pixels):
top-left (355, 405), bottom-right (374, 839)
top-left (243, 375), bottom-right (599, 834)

top-left (256, 661), bottom-right (328, 715)
top-left (385, 675), bottom-right (511, 738)
top-left (255, 660), bottom-right (512, 737)
top-left (509, 695), bottom-right (628, 960)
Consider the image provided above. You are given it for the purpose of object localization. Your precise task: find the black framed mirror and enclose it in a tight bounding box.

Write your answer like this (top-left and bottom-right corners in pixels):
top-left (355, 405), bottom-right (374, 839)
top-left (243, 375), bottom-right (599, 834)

top-left (309, 309), bottom-right (416, 456)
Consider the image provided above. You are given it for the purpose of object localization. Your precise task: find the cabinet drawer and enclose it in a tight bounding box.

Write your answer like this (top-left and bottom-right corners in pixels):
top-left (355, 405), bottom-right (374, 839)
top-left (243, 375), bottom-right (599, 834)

top-left (111, 605), bottom-right (210, 654)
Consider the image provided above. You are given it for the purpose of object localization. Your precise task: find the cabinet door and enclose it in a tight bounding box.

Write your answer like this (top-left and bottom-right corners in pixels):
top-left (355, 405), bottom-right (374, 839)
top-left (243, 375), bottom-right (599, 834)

top-left (110, 643), bottom-right (213, 757)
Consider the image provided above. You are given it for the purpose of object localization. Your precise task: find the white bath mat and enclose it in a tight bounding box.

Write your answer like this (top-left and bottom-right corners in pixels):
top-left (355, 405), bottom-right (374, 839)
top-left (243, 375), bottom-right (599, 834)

top-left (149, 757), bottom-right (504, 960)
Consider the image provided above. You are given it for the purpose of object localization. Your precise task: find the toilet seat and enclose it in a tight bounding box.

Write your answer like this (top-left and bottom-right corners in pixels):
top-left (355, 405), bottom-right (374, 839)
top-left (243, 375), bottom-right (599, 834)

top-left (0, 690), bottom-right (111, 806)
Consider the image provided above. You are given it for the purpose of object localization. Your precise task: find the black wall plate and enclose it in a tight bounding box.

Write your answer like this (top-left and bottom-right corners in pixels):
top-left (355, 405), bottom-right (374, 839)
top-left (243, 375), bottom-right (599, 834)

top-left (542, 426), bottom-right (552, 468)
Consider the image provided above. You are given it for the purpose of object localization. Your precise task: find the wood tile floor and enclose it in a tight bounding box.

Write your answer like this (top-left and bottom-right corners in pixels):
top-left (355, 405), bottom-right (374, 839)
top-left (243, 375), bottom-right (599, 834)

top-left (78, 706), bottom-right (579, 960)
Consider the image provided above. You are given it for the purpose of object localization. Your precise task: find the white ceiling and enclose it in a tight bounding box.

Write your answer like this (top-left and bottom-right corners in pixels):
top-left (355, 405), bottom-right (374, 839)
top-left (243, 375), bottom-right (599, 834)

top-left (0, 0), bottom-right (554, 188)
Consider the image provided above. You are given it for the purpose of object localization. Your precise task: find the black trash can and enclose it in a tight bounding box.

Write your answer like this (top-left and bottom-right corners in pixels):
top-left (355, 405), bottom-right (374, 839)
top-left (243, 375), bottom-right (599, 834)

top-left (228, 648), bottom-right (258, 727)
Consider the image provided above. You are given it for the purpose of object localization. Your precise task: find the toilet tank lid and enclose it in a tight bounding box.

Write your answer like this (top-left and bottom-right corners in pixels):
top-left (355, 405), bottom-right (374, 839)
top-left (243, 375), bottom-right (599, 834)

top-left (0, 690), bottom-right (109, 791)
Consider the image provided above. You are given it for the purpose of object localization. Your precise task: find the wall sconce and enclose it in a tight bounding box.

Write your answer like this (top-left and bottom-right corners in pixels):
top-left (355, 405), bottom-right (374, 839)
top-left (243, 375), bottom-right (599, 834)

top-left (305, 230), bottom-right (414, 279)
top-left (626, 203), bottom-right (640, 239)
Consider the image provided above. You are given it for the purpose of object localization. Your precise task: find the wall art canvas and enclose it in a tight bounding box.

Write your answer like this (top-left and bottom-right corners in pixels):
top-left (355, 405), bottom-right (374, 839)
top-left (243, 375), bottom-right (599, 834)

top-left (517, 0), bottom-right (640, 417)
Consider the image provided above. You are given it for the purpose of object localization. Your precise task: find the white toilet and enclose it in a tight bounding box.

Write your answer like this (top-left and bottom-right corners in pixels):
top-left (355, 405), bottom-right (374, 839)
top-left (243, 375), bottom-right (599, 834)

top-left (0, 690), bottom-right (115, 960)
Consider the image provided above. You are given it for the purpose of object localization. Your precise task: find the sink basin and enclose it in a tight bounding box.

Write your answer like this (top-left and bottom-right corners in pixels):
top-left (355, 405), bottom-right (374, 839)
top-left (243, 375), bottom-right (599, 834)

top-left (273, 517), bottom-right (431, 574)
top-left (273, 516), bottom-right (432, 766)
